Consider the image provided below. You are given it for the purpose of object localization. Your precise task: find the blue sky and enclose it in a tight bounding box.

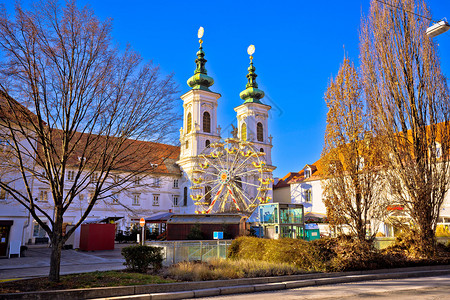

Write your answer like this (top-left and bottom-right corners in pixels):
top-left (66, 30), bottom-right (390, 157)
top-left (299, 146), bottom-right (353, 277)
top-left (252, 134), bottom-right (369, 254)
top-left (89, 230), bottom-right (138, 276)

top-left (5, 0), bottom-right (450, 178)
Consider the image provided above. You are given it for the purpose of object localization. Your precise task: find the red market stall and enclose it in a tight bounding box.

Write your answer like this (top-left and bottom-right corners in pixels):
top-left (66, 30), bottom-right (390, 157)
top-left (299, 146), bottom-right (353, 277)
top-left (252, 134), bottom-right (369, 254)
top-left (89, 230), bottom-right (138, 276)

top-left (79, 223), bottom-right (115, 251)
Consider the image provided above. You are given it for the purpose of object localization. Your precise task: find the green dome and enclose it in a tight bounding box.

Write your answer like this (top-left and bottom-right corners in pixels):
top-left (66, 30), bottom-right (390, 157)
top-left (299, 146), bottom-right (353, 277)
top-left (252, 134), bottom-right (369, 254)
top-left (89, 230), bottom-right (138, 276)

top-left (187, 46), bottom-right (214, 91)
top-left (240, 62), bottom-right (264, 104)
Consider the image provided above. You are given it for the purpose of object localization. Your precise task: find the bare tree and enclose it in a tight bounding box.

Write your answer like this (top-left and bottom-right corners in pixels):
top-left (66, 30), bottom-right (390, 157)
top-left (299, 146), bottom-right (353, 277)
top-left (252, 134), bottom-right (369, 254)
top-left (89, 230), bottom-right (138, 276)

top-left (322, 57), bottom-right (385, 242)
top-left (0, 0), bottom-right (179, 281)
top-left (360, 0), bottom-right (450, 256)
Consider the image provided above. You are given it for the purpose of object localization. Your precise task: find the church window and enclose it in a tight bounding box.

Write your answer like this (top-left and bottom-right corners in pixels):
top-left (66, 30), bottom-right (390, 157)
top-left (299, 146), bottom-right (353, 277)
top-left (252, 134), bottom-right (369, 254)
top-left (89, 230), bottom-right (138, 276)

top-left (241, 123), bottom-right (247, 141)
top-left (186, 140), bottom-right (189, 149)
top-left (187, 112), bottom-right (192, 133)
top-left (205, 186), bottom-right (212, 205)
top-left (205, 140), bottom-right (210, 148)
top-left (260, 148), bottom-right (264, 153)
top-left (257, 122), bottom-right (264, 142)
top-left (183, 187), bottom-right (188, 206)
top-left (203, 111), bottom-right (211, 133)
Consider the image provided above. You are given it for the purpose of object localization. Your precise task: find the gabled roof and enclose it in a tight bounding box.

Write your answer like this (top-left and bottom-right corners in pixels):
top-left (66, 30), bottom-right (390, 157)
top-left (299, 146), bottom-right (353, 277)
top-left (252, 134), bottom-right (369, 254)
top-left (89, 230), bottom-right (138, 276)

top-left (36, 130), bottom-right (181, 175)
top-left (286, 158), bottom-right (324, 184)
top-left (0, 91), bottom-right (39, 125)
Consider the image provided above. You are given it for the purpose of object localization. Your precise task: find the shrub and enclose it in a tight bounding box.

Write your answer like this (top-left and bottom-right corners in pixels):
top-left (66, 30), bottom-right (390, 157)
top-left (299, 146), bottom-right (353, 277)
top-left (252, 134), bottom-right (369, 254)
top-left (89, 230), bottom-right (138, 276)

top-left (436, 225), bottom-right (450, 237)
top-left (121, 245), bottom-right (163, 273)
top-left (187, 224), bottom-right (204, 240)
top-left (228, 236), bottom-right (325, 271)
top-left (167, 258), bottom-right (301, 281)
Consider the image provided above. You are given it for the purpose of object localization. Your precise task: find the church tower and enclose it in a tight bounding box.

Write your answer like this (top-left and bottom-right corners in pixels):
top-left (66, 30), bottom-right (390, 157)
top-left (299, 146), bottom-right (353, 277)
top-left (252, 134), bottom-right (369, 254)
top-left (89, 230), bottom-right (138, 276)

top-left (177, 28), bottom-right (221, 212)
top-left (234, 46), bottom-right (274, 166)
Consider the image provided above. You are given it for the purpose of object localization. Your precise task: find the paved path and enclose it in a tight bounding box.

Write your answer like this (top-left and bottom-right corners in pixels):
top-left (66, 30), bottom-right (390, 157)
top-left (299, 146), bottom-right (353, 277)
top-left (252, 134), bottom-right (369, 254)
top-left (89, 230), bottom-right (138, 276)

top-left (0, 244), bottom-right (128, 280)
top-left (196, 275), bottom-right (450, 299)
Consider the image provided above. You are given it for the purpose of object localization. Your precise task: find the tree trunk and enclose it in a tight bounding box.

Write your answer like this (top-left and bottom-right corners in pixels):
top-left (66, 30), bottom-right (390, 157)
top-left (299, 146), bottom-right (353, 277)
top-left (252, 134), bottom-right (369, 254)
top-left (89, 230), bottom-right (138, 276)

top-left (49, 236), bottom-right (63, 282)
top-left (49, 212), bottom-right (64, 282)
top-left (417, 218), bottom-right (436, 258)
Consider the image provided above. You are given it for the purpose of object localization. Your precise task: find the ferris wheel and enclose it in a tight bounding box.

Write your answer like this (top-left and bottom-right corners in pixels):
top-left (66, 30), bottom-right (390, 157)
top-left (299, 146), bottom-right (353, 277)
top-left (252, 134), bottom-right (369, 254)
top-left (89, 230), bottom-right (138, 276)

top-left (190, 138), bottom-right (273, 215)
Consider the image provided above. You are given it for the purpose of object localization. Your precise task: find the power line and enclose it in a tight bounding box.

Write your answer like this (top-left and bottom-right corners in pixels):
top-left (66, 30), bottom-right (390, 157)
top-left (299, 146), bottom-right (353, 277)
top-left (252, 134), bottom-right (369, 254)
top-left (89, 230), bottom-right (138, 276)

top-left (375, 0), bottom-right (434, 22)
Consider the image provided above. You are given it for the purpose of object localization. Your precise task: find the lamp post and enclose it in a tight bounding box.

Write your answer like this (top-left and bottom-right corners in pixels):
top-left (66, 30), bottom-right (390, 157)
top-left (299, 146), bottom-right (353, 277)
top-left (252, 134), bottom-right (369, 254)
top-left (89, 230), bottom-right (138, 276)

top-left (427, 20), bottom-right (450, 38)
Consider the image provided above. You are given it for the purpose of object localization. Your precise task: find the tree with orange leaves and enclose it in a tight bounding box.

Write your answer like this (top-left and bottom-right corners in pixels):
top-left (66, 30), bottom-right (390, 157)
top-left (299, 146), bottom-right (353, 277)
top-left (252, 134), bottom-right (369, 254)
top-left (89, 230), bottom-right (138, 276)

top-left (360, 0), bottom-right (450, 256)
top-left (322, 57), bottom-right (385, 242)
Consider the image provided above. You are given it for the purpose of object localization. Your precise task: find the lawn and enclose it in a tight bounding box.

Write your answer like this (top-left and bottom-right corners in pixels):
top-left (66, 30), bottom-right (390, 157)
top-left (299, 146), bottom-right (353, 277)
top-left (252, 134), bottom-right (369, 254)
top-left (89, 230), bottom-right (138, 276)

top-left (0, 271), bottom-right (174, 294)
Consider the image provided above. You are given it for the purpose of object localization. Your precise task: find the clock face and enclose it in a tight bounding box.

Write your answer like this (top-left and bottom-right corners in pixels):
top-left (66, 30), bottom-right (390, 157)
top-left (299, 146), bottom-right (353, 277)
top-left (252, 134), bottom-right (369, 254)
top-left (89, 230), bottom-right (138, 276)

top-left (198, 27), bottom-right (204, 39)
top-left (247, 45), bottom-right (255, 56)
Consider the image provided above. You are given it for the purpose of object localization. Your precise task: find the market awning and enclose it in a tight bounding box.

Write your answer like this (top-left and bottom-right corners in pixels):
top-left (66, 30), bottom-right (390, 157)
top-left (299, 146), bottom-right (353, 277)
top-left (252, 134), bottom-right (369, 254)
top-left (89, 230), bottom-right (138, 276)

top-left (84, 216), bottom-right (123, 224)
top-left (305, 212), bottom-right (327, 221)
top-left (145, 212), bottom-right (174, 223)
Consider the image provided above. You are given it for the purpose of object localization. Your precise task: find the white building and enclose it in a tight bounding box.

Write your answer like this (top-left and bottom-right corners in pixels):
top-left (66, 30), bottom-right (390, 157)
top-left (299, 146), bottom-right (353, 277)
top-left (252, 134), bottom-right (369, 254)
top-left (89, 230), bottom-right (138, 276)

top-left (0, 37), bottom-right (275, 256)
top-left (275, 158), bottom-right (450, 237)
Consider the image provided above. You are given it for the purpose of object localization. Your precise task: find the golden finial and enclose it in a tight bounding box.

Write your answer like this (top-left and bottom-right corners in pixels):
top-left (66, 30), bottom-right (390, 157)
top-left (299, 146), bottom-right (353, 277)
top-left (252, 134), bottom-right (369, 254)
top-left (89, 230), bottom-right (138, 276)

top-left (198, 27), bottom-right (204, 46)
top-left (247, 44), bottom-right (255, 63)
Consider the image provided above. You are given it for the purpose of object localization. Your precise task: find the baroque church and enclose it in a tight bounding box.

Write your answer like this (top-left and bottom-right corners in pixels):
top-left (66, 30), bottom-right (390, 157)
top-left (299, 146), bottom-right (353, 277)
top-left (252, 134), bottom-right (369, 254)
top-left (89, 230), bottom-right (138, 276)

top-left (0, 28), bottom-right (275, 253)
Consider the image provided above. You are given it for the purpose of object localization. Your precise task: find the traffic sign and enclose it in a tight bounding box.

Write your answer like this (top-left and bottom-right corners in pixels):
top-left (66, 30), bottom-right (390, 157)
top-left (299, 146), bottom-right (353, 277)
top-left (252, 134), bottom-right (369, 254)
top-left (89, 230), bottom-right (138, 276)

top-left (139, 217), bottom-right (145, 227)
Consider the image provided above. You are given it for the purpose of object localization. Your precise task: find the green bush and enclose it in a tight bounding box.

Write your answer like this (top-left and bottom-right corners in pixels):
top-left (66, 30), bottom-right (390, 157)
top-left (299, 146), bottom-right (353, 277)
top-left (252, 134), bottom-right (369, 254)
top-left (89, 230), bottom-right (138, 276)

top-left (121, 245), bottom-right (163, 273)
top-left (187, 224), bottom-right (204, 240)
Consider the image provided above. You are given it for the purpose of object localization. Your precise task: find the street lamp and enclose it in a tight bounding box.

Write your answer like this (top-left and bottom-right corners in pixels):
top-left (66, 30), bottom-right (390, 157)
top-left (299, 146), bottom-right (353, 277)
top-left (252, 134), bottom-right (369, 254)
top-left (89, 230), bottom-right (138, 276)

top-left (426, 20), bottom-right (450, 38)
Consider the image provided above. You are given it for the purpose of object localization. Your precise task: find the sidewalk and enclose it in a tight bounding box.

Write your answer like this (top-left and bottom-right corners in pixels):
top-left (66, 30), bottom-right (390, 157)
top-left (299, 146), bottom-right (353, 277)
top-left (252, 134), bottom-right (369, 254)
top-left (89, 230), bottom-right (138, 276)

top-left (0, 243), bottom-right (129, 280)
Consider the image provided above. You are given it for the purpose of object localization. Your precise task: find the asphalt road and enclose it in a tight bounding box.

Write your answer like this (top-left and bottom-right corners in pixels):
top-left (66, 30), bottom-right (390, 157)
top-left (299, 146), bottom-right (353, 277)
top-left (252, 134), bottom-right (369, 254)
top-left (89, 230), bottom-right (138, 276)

top-left (197, 275), bottom-right (450, 300)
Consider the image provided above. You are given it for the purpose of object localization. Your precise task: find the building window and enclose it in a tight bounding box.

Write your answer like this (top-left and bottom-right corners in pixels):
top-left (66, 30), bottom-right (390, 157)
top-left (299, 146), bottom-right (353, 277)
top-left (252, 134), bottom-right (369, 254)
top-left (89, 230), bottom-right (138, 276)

top-left (33, 221), bottom-right (46, 237)
top-left (186, 140), bottom-right (189, 149)
top-left (154, 177), bottom-right (161, 187)
top-left (67, 170), bottom-right (75, 181)
top-left (0, 139), bottom-right (9, 151)
top-left (38, 190), bottom-right (48, 202)
top-left (173, 179), bottom-right (179, 188)
top-left (203, 111), bottom-right (211, 133)
top-left (132, 194), bottom-right (140, 206)
top-left (241, 122), bottom-right (247, 141)
top-left (153, 194), bottom-right (160, 206)
top-left (260, 148), bottom-right (264, 153)
top-left (173, 195), bottom-right (179, 206)
top-left (187, 112), bottom-right (192, 133)
top-left (304, 189), bottom-right (312, 203)
top-left (358, 157), bottom-right (365, 170)
top-left (91, 172), bottom-right (98, 183)
top-left (304, 169), bottom-right (311, 178)
top-left (257, 122), bottom-right (264, 142)
top-left (134, 176), bottom-right (141, 185)
top-left (205, 186), bottom-right (212, 205)
top-left (205, 140), bottom-right (210, 148)
top-left (183, 187), bottom-right (188, 206)
top-left (435, 142), bottom-right (442, 158)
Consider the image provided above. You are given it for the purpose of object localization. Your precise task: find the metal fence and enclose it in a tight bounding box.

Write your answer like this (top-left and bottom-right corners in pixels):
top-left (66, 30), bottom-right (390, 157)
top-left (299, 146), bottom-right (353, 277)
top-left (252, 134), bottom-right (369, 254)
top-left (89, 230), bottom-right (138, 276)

top-left (145, 240), bottom-right (233, 266)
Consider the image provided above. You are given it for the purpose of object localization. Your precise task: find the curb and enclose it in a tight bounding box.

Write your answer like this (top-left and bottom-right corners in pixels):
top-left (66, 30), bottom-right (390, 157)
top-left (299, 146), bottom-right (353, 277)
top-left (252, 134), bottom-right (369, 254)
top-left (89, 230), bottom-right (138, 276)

top-left (1, 265), bottom-right (449, 300)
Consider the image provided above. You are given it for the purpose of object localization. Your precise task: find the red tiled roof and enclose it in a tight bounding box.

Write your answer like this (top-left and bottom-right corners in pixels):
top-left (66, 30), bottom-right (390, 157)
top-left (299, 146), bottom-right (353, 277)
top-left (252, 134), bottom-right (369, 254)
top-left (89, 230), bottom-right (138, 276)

top-left (36, 129), bottom-right (181, 175)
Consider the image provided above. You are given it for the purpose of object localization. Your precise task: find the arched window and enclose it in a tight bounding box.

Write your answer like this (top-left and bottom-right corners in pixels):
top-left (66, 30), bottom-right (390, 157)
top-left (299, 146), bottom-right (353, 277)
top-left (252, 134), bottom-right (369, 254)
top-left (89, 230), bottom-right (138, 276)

top-left (235, 177), bottom-right (242, 190)
top-left (203, 111), bottom-right (211, 133)
top-left (186, 140), bottom-right (189, 149)
top-left (257, 122), bottom-right (264, 142)
top-left (260, 148), bottom-right (264, 153)
top-left (183, 187), bottom-right (188, 206)
top-left (205, 186), bottom-right (212, 205)
top-left (205, 140), bottom-right (210, 148)
top-left (241, 123), bottom-right (247, 141)
top-left (187, 112), bottom-right (192, 133)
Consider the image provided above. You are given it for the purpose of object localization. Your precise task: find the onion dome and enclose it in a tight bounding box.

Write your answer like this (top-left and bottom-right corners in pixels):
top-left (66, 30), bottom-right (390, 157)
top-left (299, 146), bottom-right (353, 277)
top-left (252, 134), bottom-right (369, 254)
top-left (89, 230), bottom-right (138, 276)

top-left (239, 45), bottom-right (264, 104)
top-left (187, 28), bottom-right (214, 91)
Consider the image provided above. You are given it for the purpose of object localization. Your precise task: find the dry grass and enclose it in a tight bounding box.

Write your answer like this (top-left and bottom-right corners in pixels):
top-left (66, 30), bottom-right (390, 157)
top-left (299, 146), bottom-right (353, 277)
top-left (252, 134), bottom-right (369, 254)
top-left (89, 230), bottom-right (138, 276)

top-left (167, 258), bottom-right (303, 281)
